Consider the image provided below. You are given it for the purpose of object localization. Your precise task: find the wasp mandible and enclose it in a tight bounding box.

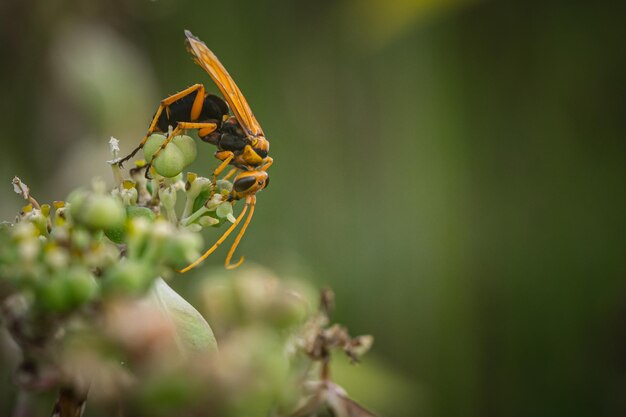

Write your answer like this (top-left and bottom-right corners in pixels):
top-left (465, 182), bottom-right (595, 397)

top-left (118, 31), bottom-right (272, 271)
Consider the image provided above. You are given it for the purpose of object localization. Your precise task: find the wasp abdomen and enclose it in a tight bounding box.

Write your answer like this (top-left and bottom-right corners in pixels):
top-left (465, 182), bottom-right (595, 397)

top-left (155, 93), bottom-right (228, 133)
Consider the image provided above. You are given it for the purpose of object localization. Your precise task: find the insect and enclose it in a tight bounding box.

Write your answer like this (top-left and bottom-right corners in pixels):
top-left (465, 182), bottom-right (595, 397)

top-left (117, 30), bottom-right (271, 271)
top-left (178, 30), bottom-right (272, 272)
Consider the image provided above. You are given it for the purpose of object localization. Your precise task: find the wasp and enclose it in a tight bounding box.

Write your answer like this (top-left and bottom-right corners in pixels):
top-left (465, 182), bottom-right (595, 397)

top-left (118, 30), bottom-right (271, 272)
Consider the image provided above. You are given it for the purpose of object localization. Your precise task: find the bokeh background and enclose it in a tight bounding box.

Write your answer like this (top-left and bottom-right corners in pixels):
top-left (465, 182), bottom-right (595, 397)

top-left (1, 0), bottom-right (625, 416)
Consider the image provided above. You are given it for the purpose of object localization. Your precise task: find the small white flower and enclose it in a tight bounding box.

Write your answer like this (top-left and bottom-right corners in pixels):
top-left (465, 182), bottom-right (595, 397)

top-left (109, 137), bottom-right (120, 157)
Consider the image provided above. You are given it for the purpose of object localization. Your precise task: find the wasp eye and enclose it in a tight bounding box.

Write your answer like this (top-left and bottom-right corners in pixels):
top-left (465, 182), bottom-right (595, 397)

top-left (254, 148), bottom-right (268, 158)
top-left (233, 176), bottom-right (257, 192)
top-left (263, 176), bottom-right (270, 189)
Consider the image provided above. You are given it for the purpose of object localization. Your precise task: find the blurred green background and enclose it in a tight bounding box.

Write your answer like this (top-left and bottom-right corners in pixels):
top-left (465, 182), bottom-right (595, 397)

top-left (1, 0), bottom-right (625, 416)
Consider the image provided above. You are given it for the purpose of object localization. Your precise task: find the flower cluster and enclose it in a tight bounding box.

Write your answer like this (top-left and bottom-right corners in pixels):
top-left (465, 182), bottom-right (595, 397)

top-left (0, 136), bottom-right (377, 417)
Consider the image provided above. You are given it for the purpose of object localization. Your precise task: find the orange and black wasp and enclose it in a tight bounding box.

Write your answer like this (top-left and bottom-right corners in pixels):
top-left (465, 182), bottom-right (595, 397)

top-left (118, 30), bottom-right (272, 272)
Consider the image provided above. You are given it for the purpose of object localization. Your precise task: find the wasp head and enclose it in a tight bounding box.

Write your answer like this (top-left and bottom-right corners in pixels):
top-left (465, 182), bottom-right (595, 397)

top-left (229, 170), bottom-right (269, 201)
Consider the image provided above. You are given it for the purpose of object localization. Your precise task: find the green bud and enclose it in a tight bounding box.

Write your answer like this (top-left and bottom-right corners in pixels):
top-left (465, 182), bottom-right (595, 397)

top-left (126, 217), bottom-right (151, 258)
top-left (128, 206), bottom-right (156, 221)
top-left (159, 187), bottom-right (177, 211)
top-left (153, 146), bottom-right (186, 178)
top-left (161, 232), bottom-right (202, 269)
top-left (36, 267), bottom-right (97, 312)
top-left (64, 266), bottom-right (99, 307)
top-left (71, 228), bottom-right (92, 250)
top-left (67, 188), bottom-right (89, 221)
top-left (197, 216), bottom-right (219, 227)
top-left (36, 277), bottom-right (69, 312)
top-left (80, 194), bottom-right (126, 231)
top-left (216, 202), bottom-right (233, 220)
top-left (172, 135), bottom-right (197, 166)
top-left (143, 134), bottom-right (167, 163)
top-left (102, 259), bottom-right (154, 296)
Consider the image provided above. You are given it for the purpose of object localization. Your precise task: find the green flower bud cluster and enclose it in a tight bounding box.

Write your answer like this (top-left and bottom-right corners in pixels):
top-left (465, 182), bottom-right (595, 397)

top-left (0, 204), bottom-right (106, 313)
top-left (0, 139), bottom-right (380, 417)
top-left (0, 167), bottom-right (231, 314)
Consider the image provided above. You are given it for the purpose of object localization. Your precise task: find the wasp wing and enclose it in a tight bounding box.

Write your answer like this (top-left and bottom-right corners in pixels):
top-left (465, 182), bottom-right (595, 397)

top-left (184, 30), bottom-right (263, 138)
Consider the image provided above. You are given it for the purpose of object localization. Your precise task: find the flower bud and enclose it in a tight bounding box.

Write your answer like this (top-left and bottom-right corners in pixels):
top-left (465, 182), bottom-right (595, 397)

top-left (104, 206), bottom-right (156, 244)
top-left (153, 146), bottom-right (186, 178)
top-left (81, 194), bottom-right (126, 231)
top-left (102, 259), bottom-right (154, 297)
top-left (36, 266), bottom-right (98, 312)
top-left (69, 189), bottom-right (125, 232)
top-left (161, 232), bottom-right (202, 269)
top-left (172, 135), bottom-right (197, 167)
top-left (216, 202), bottom-right (233, 220)
top-left (159, 187), bottom-right (177, 211)
top-left (197, 216), bottom-right (219, 228)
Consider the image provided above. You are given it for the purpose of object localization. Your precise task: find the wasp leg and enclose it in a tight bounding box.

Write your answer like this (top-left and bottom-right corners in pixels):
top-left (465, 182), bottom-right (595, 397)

top-left (261, 156), bottom-right (273, 172)
top-left (205, 151), bottom-right (236, 199)
top-left (223, 168), bottom-right (238, 181)
top-left (177, 195), bottom-right (253, 273)
top-left (118, 84), bottom-right (206, 167)
top-left (224, 195), bottom-right (256, 269)
top-left (213, 151), bottom-right (235, 180)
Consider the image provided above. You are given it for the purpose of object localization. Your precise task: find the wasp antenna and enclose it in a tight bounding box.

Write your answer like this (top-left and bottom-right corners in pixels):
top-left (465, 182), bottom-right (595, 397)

top-left (225, 196), bottom-right (256, 270)
top-left (177, 200), bottom-right (250, 273)
top-left (224, 196), bottom-right (255, 269)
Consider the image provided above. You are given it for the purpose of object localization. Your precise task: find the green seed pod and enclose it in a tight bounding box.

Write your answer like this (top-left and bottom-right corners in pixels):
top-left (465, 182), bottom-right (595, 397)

top-left (127, 206), bottom-right (156, 221)
top-left (144, 134), bottom-right (195, 178)
top-left (172, 135), bottom-right (197, 167)
top-left (152, 145), bottom-right (186, 178)
top-left (143, 134), bottom-right (167, 163)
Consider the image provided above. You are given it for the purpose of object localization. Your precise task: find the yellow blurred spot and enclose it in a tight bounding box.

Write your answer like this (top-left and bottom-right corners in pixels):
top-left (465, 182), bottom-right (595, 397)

top-left (343, 0), bottom-right (476, 46)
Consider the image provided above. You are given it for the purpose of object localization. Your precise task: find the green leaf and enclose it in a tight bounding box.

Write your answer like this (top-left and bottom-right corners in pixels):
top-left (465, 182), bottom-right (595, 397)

top-left (149, 278), bottom-right (217, 354)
